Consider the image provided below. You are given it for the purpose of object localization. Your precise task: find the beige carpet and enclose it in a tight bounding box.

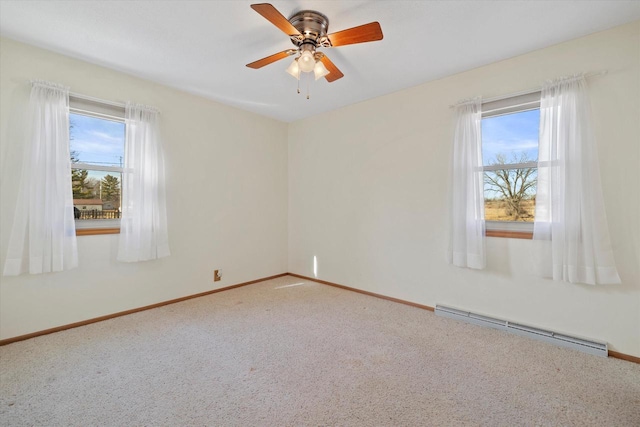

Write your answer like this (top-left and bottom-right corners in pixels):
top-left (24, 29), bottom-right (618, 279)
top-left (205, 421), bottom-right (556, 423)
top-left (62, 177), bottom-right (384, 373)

top-left (1, 275), bottom-right (639, 426)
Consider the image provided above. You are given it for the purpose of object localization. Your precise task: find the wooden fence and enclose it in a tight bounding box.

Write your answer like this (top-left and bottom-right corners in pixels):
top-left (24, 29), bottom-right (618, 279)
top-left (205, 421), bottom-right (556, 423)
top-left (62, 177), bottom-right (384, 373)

top-left (76, 210), bottom-right (121, 220)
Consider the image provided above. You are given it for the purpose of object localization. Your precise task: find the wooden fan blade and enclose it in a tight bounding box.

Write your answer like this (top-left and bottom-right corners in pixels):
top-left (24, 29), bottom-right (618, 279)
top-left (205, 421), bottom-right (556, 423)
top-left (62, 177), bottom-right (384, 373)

top-left (251, 3), bottom-right (301, 36)
top-left (328, 22), bottom-right (383, 47)
top-left (246, 50), bottom-right (295, 69)
top-left (320, 55), bottom-right (344, 82)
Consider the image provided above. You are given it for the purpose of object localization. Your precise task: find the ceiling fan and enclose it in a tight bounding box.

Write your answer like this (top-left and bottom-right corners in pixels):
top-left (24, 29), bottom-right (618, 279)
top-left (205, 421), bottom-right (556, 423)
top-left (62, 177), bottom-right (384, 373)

top-left (246, 3), bottom-right (383, 83)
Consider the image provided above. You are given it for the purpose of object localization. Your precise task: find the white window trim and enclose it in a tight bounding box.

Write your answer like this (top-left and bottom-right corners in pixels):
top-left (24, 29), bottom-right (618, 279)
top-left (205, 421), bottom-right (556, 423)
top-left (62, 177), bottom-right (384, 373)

top-left (72, 162), bottom-right (123, 173)
top-left (70, 94), bottom-right (125, 120)
top-left (481, 91), bottom-right (541, 118)
top-left (483, 161), bottom-right (537, 171)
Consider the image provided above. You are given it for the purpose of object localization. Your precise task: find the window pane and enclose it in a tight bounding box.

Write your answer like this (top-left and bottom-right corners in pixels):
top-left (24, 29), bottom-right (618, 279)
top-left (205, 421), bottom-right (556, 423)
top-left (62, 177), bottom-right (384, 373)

top-left (70, 112), bottom-right (124, 226)
top-left (481, 109), bottom-right (539, 166)
top-left (482, 108), bottom-right (539, 223)
top-left (70, 113), bottom-right (125, 167)
top-left (484, 169), bottom-right (537, 222)
top-left (72, 170), bottom-right (121, 220)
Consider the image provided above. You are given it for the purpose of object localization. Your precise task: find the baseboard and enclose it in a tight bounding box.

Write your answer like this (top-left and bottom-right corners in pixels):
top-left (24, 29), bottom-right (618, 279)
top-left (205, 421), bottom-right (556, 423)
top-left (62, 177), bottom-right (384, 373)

top-left (608, 350), bottom-right (640, 364)
top-left (287, 273), bottom-right (435, 312)
top-left (0, 273), bottom-right (288, 346)
top-left (287, 273), bottom-right (639, 365)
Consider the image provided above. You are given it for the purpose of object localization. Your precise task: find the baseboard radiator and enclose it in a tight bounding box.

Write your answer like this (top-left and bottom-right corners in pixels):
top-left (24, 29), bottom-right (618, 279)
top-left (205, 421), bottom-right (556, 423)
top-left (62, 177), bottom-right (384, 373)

top-left (434, 305), bottom-right (608, 358)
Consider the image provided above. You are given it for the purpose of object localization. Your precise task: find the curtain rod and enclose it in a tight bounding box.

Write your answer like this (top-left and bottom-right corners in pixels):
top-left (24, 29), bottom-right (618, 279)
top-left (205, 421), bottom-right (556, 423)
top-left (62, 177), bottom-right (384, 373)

top-left (449, 70), bottom-right (608, 108)
top-left (69, 91), bottom-right (126, 109)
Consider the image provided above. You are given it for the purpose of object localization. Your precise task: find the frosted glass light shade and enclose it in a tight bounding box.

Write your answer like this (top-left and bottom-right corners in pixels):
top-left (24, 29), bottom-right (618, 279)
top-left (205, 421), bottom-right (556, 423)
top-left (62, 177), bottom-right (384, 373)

top-left (298, 51), bottom-right (316, 72)
top-left (313, 60), bottom-right (330, 80)
top-left (285, 60), bottom-right (300, 80)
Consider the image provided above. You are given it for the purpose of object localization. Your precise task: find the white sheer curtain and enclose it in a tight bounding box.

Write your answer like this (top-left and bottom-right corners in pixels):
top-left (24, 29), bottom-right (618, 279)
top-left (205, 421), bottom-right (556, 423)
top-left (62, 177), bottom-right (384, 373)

top-left (117, 103), bottom-right (170, 262)
top-left (534, 75), bottom-right (620, 285)
top-left (3, 81), bottom-right (78, 276)
top-left (449, 98), bottom-right (486, 269)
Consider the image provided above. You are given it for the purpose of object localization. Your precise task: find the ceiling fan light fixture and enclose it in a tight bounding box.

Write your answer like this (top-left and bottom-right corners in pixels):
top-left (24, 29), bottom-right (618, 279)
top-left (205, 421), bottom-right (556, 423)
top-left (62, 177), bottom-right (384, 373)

top-left (298, 50), bottom-right (316, 72)
top-left (285, 59), bottom-right (300, 80)
top-left (313, 60), bottom-right (330, 80)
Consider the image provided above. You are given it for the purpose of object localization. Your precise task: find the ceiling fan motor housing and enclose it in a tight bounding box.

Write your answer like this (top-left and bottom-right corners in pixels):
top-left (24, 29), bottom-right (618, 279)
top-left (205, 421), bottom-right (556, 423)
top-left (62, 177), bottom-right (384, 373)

top-left (289, 10), bottom-right (331, 48)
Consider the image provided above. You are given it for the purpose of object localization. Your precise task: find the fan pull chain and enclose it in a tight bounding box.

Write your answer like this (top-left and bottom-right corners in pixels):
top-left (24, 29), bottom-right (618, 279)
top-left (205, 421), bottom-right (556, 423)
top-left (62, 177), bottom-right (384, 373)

top-left (297, 70), bottom-right (300, 94)
top-left (307, 76), bottom-right (310, 100)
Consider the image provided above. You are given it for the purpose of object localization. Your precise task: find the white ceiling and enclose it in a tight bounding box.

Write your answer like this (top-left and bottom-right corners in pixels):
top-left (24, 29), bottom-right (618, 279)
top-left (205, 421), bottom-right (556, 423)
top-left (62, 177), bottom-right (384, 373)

top-left (1, 1), bottom-right (639, 122)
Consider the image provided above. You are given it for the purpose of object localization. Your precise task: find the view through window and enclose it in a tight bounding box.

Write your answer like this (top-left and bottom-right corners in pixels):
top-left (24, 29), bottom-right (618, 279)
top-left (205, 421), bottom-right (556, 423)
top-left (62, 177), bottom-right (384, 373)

top-left (481, 109), bottom-right (539, 223)
top-left (70, 112), bottom-right (125, 227)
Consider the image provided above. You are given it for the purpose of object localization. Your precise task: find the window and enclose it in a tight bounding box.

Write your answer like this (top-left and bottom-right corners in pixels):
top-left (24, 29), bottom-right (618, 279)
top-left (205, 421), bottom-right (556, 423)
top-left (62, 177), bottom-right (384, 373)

top-left (481, 92), bottom-right (540, 238)
top-left (69, 96), bottom-right (125, 235)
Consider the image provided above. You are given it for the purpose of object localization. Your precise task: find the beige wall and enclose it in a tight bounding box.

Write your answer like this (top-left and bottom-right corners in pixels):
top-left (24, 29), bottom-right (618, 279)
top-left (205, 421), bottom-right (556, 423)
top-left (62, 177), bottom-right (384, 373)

top-left (0, 38), bottom-right (289, 339)
top-left (288, 22), bottom-right (640, 356)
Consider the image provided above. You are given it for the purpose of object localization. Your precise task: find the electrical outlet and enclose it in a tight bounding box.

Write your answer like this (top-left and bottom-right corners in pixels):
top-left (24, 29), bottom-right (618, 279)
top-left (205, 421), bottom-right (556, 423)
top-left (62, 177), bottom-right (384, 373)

top-left (214, 270), bottom-right (222, 282)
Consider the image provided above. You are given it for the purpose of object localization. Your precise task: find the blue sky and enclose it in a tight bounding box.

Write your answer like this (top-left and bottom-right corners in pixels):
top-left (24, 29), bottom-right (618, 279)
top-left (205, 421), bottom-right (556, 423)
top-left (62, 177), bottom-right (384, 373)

top-left (481, 109), bottom-right (539, 165)
top-left (70, 113), bottom-right (125, 167)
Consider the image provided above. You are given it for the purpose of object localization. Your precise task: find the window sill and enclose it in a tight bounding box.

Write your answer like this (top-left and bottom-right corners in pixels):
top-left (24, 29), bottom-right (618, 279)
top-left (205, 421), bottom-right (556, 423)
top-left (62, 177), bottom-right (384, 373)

top-left (76, 228), bottom-right (120, 236)
top-left (486, 230), bottom-right (532, 239)
top-left (485, 220), bottom-right (533, 239)
top-left (75, 219), bottom-right (120, 236)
